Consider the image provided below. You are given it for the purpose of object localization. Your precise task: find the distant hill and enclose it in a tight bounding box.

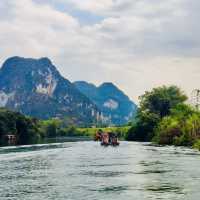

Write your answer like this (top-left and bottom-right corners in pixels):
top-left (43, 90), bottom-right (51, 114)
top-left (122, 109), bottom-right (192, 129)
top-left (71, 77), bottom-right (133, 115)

top-left (0, 57), bottom-right (100, 126)
top-left (74, 81), bottom-right (137, 125)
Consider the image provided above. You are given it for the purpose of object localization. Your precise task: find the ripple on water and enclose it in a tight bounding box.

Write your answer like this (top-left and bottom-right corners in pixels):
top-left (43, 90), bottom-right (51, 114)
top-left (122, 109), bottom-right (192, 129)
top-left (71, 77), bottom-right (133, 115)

top-left (145, 183), bottom-right (184, 194)
top-left (139, 160), bottom-right (163, 167)
top-left (76, 163), bottom-right (130, 170)
top-left (81, 170), bottom-right (134, 177)
top-left (94, 185), bottom-right (128, 192)
top-left (0, 141), bottom-right (200, 200)
top-left (0, 143), bottom-right (70, 154)
top-left (135, 169), bottom-right (173, 174)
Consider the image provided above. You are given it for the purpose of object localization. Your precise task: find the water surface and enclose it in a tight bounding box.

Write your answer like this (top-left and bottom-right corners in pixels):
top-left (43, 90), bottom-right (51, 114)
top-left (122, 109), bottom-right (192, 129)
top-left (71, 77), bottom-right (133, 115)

top-left (0, 141), bottom-right (200, 200)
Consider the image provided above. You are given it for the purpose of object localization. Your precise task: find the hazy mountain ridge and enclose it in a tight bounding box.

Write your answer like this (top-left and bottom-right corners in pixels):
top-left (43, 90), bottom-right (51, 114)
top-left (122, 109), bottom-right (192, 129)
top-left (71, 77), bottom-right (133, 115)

top-left (0, 57), bottom-right (100, 126)
top-left (0, 56), bottom-right (136, 126)
top-left (74, 81), bottom-right (137, 125)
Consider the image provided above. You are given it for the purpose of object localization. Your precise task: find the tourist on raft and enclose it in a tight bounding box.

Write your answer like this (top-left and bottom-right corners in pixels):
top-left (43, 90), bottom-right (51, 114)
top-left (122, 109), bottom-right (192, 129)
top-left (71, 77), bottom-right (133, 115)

top-left (95, 130), bottom-right (119, 146)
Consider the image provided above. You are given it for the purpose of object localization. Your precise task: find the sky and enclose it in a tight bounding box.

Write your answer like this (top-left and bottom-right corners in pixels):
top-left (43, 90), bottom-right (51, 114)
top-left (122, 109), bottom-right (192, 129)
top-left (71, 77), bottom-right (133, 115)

top-left (0, 0), bottom-right (200, 103)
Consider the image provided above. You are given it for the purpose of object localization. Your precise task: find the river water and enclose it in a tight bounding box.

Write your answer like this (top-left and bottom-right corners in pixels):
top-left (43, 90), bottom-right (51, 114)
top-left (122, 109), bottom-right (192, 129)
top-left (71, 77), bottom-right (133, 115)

top-left (0, 141), bottom-right (200, 200)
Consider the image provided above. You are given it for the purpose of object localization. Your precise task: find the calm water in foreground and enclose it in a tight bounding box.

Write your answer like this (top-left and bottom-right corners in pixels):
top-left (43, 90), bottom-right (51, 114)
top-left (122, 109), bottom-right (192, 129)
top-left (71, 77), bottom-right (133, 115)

top-left (0, 141), bottom-right (200, 200)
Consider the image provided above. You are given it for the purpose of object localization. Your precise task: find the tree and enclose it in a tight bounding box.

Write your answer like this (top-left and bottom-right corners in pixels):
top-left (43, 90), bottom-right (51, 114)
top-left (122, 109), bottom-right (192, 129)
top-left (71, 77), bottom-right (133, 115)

top-left (0, 108), bottom-right (41, 145)
top-left (126, 112), bottom-right (159, 141)
top-left (16, 115), bottom-right (40, 145)
top-left (139, 85), bottom-right (187, 118)
top-left (153, 104), bottom-right (200, 146)
top-left (127, 86), bottom-right (187, 141)
top-left (40, 119), bottom-right (62, 138)
top-left (46, 123), bottom-right (57, 138)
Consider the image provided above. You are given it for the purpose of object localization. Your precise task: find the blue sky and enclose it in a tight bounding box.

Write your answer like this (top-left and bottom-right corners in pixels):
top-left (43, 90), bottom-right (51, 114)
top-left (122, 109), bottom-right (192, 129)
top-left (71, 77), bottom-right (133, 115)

top-left (0, 0), bottom-right (200, 103)
top-left (32, 0), bottom-right (105, 25)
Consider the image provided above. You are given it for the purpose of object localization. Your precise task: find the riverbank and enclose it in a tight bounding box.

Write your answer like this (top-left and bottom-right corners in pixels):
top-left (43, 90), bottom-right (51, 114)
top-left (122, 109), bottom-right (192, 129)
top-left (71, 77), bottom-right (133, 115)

top-left (78, 126), bottom-right (130, 139)
top-left (0, 107), bottom-right (130, 146)
top-left (0, 107), bottom-right (131, 146)
top-left (1, 85), bottom-right (200, 151)
top-left (126, 86), bottom-right (200, 151)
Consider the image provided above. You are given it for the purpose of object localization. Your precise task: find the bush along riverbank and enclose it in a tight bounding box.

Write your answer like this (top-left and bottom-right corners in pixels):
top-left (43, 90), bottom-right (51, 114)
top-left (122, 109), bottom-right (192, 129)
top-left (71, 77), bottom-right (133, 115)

top-left (0, 111), bottom-right (92, 146)
top-left (0, 107), bottom-right (130, 146)
top-left (0, 108), bottom-right (41, 146)
top-left (126, 85), bottom-right (200, 150)
top-left (1, 85), bottom-right (200, 149)
top-left (0, 108), bottom-right (87, 146)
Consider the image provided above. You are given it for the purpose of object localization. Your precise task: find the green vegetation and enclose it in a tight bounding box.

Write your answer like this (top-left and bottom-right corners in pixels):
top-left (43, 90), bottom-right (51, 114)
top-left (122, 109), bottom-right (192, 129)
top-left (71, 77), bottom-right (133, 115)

top-left (193, 140), bottom-right (200, 150)
top-left (0, 108), bottom-right (130, 146)
top-left (153, 104), bottom-right (200, 146)
top-left (126, 85), bottom-right (200, 150)
top-left (126, 86), bottom-right (187, 141)
top-left (39, 119), bottom-right (85, 138)
top-left (78, 126), bottom-right (130, 139)
top-left (0, 108), bottom-right (41, 145)
top-left (1, 85), bottom-right (200, 151)
top-left (0, 109), bottom-right (89, 146)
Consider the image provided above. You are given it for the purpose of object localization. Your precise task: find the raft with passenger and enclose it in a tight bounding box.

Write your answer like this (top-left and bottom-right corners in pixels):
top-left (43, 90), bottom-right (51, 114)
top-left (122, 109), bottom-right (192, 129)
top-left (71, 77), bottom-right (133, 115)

top-left (94, 130), bottom-right (120, 146)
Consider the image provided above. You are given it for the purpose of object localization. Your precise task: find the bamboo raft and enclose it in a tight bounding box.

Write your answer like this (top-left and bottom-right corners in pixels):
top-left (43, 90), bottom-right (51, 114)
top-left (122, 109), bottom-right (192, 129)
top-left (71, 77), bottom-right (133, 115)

top-left (94, 130), bottom-right (120, 146)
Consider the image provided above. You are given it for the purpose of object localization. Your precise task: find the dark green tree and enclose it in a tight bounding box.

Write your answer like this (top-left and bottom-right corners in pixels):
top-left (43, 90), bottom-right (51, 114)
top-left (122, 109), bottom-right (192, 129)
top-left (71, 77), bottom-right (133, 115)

top-left (127, 85), bottom-right (187, 141)
top-left (16, 115), bottom-right (40, 145)
top-left (46, 123), bottom-right (57, 138)
top-left (139, 85), bottom-right (187, 117)
top-left (0, 108), bottom-right (41, 145)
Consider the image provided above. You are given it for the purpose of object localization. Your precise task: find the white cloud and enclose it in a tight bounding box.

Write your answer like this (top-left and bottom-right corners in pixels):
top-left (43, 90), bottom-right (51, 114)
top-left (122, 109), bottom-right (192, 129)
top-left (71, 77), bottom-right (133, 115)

top-left (0, 0), bottom-right (79, 57)
top-left (59, 0), bottom-right (113, 13)
top-left (0, 0), bottom-right (200, 103)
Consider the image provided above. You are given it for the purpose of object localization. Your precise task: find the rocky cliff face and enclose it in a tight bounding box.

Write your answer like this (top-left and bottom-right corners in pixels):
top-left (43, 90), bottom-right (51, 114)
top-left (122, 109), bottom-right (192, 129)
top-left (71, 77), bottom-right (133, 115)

top-left (74, 81), bottom-right (137, 125)
top-left (0, 57), bottom-right (100, 126)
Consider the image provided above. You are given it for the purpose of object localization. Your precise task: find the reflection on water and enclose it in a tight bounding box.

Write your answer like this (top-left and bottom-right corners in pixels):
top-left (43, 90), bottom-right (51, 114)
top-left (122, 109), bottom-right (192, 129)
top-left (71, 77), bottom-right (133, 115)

top-left (82, 170), bottom-right (134, 177)
top-left (136, 169), bottom-right (172, 174)
top-left (91, 185), bottom-right (130, 193)
top-left (145, 184), bottom-right (182, 193)
top-left (0, 141), bottom-right (200, 200)
top-left (139, 160), bottom-right (163, 166)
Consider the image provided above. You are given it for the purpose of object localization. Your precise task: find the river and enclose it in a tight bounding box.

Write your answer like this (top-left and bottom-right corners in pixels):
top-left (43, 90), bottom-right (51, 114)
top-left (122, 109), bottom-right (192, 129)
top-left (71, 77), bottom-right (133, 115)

top-left (0, 141), bottom-right (200, 200)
